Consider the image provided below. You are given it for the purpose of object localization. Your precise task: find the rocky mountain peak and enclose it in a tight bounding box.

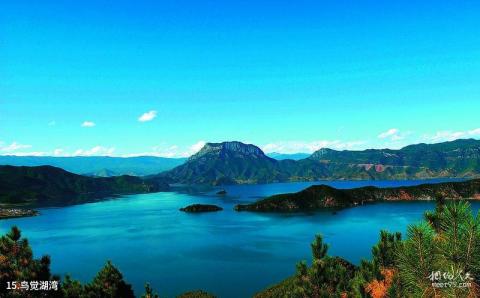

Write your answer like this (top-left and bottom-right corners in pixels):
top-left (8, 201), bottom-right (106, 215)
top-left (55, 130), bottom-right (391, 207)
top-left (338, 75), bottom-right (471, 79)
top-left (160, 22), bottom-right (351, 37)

top-left (309, 148), bottom-right (337, 160)
top-left (189, 141), bottom-right (266, 161)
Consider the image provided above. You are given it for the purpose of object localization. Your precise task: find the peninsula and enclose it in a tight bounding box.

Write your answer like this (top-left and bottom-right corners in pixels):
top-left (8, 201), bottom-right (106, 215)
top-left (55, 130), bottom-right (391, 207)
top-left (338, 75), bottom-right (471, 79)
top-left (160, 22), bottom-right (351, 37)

top-left (235, 179), bottom-right (480, 212)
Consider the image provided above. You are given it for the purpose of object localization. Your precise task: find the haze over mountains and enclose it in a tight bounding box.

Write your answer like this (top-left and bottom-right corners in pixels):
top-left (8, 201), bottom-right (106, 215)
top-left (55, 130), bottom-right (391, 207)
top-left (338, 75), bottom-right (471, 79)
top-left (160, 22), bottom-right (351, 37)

top-left (266, 152), bottom-right (310, 160)
top-left (0, 156), bottom-right (186, 177)
top-left (0, 153), bottom-right (305, 177)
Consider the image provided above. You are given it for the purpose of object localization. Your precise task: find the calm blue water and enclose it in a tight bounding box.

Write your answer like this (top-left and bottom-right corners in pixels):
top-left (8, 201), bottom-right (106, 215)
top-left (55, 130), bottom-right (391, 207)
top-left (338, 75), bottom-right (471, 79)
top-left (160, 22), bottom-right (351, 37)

top-left (1, 179), bottom-right (477, 298)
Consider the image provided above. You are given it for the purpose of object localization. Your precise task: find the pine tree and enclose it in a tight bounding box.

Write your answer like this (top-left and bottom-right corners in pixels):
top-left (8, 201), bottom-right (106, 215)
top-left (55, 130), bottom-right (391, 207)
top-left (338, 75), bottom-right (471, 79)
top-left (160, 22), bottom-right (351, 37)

top-left (83, 260), bottom-right (135, 298)
top-left (396, 201), bottom-right (480, 297)
top-left (142, 282), bottom-right (160, 298)
top-left (291, 234), bottom-right (355, 298)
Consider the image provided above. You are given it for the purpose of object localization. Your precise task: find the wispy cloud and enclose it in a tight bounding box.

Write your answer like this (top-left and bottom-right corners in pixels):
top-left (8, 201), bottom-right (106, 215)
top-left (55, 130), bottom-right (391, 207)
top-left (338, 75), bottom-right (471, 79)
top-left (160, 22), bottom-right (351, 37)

top-left (73, 146), bottom-right (115, 156)
top-left (121, 141), bottom-right (206, 158)
top-left (378, 128), bottom-right (400, 140)
top-left (53, 148), bottom-right (64, 156)
top-left (81, 121), bottom-right (95, 127)
top-left (48, 120), bottom-right (56, 126)
top-left (0, 151), bottom-right (47, 156)
top-left (0, 141), bottom-right (47, 156)
top-left (424, 128), bottom-right (480, 142)
top-left (188, 141), bottom-right (206, 155)
top-left (261, 140), bottom-right (366, 154)
top-left (0, 142), bottom-right (32, 152)
top-left (375, 128), bottom-right (414, 149)
top-left (138, 110), bottom-right (157, 122)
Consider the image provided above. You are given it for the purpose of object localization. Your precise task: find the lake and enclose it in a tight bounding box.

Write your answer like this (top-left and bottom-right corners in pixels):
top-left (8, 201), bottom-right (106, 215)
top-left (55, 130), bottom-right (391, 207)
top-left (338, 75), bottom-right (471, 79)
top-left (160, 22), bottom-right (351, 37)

top-left (1, 179), bottom-right (478, 297)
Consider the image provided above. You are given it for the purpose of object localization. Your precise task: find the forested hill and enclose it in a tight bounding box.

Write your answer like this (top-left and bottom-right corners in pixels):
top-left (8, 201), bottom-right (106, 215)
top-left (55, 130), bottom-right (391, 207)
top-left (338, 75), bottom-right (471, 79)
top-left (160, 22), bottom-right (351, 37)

top-left (159, 139), bottom-right (480, 185)
top-left (0, 165), bottom-right (169, 207)
top-left (235, 179), bottom-right (480, 212)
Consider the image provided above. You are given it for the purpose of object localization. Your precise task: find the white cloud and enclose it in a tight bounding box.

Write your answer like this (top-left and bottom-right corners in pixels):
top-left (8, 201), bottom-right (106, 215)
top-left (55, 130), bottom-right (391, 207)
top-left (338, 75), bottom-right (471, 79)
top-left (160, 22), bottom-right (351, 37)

top-left (469, 128), bottom-right (480, 135)
top-left (73, 146), bottom-right (115, 156)
top-left (423, 128), bottom-right (480, 143)
top-left (0, 142), bottom-right (32, 152)
top-left (138, 110), bottom-right (157, 122)
top-left (121, 141), bottom-right (206, 158)
top-left (53, 148), bottom-right (64, 156)
top-left (48, 120), bottom-right (56, 126)
top-left (81, 121), bottom-right (95, 127)
top-left (1, 151), bottom-right (47, 156)
top-left (378, 128), bottom-right (399, 139)
top-left (261, 140), bottom-right (366, 154)
top-left (122, 146), bottom-right (179, 158)
top-left (188, 140), bottom-right (206, 155)
top-left (376, 129), bottom-right (413, 147)
top-left (0, 141), bottom-right (47, 156)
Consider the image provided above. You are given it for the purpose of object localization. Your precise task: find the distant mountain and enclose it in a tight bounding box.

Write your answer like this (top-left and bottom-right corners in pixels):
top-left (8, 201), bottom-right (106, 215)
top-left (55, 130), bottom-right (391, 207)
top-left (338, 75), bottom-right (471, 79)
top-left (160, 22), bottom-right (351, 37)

top-left (267, 152), bottom-right (310, 160)
top-left (0, 156), bottom-right (186, 177)
top-left (0, 165), bottom-right (169, 207)
top-left (160, 139), bottom-right (480, 185)
top-left (307, 138), bottom-right (480, 179)
top-left (235, 179), bottom-right (480, 212)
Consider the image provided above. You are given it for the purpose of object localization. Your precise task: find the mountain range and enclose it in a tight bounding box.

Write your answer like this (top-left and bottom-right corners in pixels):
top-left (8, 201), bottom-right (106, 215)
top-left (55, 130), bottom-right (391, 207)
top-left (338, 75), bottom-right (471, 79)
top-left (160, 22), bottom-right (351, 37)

top-left (2, 139), bottom-right (480, 186)
top-left (158, 139), bottom-right (480, 185)
top-left (0, 156), bottom-right (186, 177)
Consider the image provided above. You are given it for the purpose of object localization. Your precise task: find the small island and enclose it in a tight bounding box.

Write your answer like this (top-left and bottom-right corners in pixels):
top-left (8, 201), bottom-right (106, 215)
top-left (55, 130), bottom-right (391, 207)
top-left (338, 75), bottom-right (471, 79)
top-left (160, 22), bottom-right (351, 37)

top-left (235, 179), bottom-right (480, 212)
top-left (0, 208), bottom-right (39, 219)
top-left (216, 189), bottom-right (227, 195)
top-left (180, 204), bottom-right (223, 213)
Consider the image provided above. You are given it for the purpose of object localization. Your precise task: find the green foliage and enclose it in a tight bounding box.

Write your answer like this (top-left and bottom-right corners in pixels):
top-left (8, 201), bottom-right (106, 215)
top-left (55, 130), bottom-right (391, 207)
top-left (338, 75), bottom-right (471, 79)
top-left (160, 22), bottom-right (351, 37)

top-left (141, 283), bottom-right (160, 298)
top-left (348, 232), bottom-right (402, 298)
top-left (290, 234), bottom-right (356, 298)
top-left (396, 200), bottom-right (480, 297)
top-left (62, 275), bottom-right (84, 298)
top-left (83, 261), bottom-right (135, 298)
top-left (372, 230), bottom-right (402, 269)
top-left (253, 277), bottom-right (296, 298)
top-left (311, 234), bottom-right (329, 260)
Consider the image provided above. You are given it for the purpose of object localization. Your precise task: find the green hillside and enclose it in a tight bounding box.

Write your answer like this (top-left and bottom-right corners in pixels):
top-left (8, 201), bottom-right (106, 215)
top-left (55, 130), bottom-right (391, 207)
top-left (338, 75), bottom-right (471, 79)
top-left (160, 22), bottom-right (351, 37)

top-left (235, 179), bottom-right (480, 212)
top-left (160, 139), bottom-right (480, 185)
top-left (0, 165), bottom-right (169, 207)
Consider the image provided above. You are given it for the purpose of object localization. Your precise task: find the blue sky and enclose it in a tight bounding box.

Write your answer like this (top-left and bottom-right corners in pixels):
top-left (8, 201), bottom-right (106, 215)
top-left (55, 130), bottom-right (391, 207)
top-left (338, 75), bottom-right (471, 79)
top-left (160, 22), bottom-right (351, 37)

top-left (1, 1), bottom-right (479, 157)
